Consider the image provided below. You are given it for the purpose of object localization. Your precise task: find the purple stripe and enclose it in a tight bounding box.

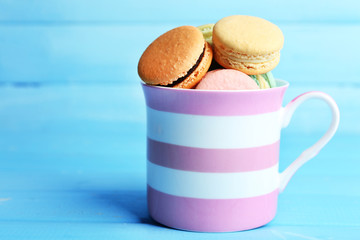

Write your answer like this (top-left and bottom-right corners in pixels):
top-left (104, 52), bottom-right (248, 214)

top-left (147, 138), bottom-right (279, 172)
top-left (142, 82), bottom-right (287, 116)
top-left (148, 185), bottom-right (278, 232)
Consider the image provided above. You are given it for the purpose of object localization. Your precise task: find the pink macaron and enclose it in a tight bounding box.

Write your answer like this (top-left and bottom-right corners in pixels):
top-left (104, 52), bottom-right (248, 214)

top-left (196, 69), bottom-right (259, 90)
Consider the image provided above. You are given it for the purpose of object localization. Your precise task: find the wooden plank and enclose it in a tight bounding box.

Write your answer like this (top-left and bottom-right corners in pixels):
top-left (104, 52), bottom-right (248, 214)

top-left (1, 0), bottom-right (360, 23)
top-left (0, 188), bottom-right (359, 224)
top-left (1, 143), bottom-right (359, 236)
top-left (0, 133), bottom-right (357, 176)
top-left (0, 217), bottom-right (359, 239)
top-left (0, 24), bottom-right (359, 84)
top-left (0, 84), bottom-right (357, 183)
top-left (0, 83), bottom-right (358, 188)
top-left (0, 84), bottom-right (358, 135)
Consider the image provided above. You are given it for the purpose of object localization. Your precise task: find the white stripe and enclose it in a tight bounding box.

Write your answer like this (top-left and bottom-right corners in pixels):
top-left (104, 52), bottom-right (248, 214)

top-left (147, 107), bottom-right (282, 149)
top-left (147, 161), bottom-right (279, 199)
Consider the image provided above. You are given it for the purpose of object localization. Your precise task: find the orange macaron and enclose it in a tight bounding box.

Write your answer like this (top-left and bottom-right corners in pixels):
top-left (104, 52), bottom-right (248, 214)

top-left (138, 26), bottom-right (213, 89)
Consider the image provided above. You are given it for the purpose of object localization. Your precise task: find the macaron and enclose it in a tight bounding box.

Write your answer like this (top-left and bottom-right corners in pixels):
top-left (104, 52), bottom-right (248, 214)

top-left (198, 24), bottom-right (214, 45)
top-left (138, 26), bottom-right (213, 89)
top-left (196, 69), bottom-right (260, 90)
top-left (212, 15), bottom-right (284, 75)
top-left (249, 71), bottom-right (277, 89)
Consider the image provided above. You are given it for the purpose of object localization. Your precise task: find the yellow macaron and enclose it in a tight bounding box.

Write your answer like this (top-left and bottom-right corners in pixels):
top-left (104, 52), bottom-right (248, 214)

top-left (212, 15), bottom-right (284, 75)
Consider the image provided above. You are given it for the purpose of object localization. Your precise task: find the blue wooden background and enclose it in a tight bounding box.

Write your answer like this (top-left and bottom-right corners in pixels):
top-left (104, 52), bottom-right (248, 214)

top-left (1, 1), bottom-right (360, 239)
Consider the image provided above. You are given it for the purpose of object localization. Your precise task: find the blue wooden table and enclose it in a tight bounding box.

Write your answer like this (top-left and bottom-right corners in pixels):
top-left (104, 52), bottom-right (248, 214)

top-left (1, 1), bottom-right (360, 239)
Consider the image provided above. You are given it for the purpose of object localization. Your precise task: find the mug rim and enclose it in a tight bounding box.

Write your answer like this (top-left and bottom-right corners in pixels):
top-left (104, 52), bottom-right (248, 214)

top-left (141, 79), bottom-right (289, 93)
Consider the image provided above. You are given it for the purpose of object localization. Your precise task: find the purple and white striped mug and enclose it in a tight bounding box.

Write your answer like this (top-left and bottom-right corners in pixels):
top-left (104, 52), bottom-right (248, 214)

top-left (142, 79), bottom-right (340, 232)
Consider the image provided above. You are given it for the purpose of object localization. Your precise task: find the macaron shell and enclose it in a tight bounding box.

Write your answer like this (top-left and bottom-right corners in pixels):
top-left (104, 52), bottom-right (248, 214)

top-left (138, 26), bottom-right (205, 85)
top-left (196, 69), bottom-right (260, 90)
top-left (174, 41), bottom-right (213, 89)
top-left (213, 15), bottom-right (284, 55)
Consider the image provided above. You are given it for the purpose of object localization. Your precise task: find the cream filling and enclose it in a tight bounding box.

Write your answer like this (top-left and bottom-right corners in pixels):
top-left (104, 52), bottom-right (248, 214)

top-left (214, 44), bottom-right (279, 63)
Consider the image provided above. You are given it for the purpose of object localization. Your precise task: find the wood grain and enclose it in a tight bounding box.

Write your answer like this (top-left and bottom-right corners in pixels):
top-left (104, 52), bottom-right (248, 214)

top-left (1, 0), bottom-right (360, 23)
top-left (1, 24), bottom-right (359, 85)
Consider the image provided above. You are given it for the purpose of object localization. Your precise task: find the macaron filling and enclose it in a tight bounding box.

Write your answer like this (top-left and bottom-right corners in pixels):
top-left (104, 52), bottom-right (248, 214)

top-left (166, 45), bottom-right (205, 87)
top-left (214, 43), bottom-right (279, 63)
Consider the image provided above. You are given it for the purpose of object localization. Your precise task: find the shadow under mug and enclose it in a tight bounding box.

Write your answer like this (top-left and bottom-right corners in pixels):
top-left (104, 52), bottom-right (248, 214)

top-left (142, 79), bottom-right (340, 232)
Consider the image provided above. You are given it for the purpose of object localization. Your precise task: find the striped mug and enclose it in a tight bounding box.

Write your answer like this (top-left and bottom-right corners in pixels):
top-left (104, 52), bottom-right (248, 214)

top-left (142, 79), bottom-right (340, 232)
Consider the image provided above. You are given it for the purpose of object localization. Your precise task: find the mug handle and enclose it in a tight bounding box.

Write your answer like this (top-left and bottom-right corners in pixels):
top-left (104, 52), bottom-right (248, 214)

top-left (279, 91), bottom-right (340, 192)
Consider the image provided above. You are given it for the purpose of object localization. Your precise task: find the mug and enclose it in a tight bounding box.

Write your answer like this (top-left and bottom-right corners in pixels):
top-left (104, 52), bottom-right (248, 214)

top-left (141, 79), bottom-right (340, 232)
